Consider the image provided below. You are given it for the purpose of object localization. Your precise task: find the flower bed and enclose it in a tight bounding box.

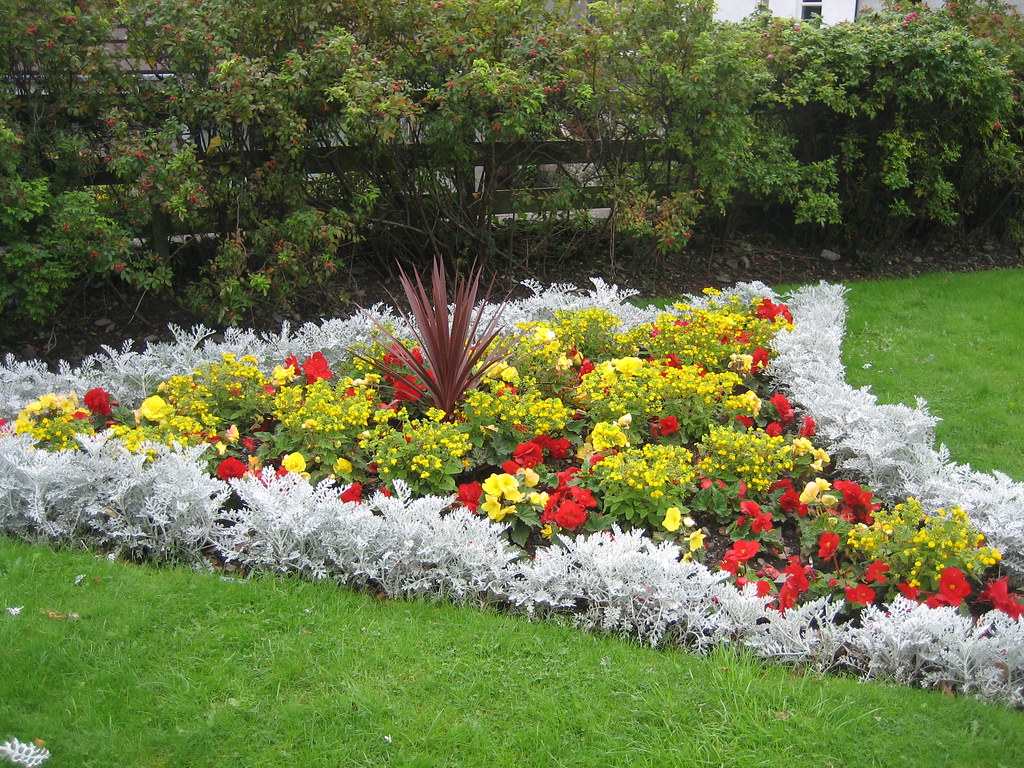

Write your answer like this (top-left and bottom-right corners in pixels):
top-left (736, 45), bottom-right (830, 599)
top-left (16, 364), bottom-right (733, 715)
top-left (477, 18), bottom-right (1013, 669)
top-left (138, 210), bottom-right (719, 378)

top-left (1, 278), bottom-right (1022, 705)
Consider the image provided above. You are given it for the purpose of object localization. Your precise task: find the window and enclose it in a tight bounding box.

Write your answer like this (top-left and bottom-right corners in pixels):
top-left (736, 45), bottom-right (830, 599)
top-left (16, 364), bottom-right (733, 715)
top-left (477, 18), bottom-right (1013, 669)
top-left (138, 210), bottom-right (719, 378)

top-left (800, 1), bottom-right (822, 18)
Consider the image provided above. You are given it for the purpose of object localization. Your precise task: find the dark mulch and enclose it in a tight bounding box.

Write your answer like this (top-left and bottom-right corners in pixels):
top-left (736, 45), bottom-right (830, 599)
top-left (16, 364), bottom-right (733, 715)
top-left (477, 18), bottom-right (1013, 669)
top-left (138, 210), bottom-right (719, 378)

top-left (2, 237), bottom-right (1021, 370)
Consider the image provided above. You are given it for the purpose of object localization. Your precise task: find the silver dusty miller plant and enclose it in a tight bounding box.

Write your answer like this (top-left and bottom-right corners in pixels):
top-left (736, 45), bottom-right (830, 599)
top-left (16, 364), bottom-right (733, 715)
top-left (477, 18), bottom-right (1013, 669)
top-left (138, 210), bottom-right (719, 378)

top-left (0, 279), bottom-right (1021, 705)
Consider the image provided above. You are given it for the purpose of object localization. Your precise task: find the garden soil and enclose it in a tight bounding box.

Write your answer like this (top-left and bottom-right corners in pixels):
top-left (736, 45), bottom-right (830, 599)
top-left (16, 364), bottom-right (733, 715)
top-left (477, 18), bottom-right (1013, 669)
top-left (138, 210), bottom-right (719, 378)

top-left (2, 238), bottom-right (1022, 370)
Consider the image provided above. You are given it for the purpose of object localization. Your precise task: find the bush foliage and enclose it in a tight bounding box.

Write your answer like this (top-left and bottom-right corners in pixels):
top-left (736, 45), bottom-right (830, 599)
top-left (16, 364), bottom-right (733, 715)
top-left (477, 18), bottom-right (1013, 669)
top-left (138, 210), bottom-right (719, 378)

top-left (2, 0), bottom-right (1024, 323)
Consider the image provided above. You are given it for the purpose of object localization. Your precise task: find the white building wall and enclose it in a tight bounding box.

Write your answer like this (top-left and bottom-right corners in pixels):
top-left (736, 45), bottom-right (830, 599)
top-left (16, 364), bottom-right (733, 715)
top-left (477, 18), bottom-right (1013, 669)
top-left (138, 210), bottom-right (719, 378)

top-left (714, 0), bottom-right (1024, 23)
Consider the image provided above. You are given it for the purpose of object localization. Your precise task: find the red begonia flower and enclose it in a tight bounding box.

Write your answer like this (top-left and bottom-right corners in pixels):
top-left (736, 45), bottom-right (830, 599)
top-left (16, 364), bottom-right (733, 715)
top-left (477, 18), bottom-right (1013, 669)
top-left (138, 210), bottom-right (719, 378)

top-left (552, 499), bottom-right (587, 530)
top-left (768, 393), bottom-right (794, 425)
top-left (217, 457), bottom-right (248, 481)
top-left (84, 387), bottom-right (114, 416)
top-left (303, 351), bottom-right (333, 384)
top-left (340, 482), bottom-right (363, 503)
top-left (864, 560), bottom-right (890, 584)
top-left (456, 481), bottom-right (483, 512)
top-left (844, 583), bottom-right (876, 606)
top-left (937, 567), bottom-right (971, 605)
top-left (513, 441), bottom-right (544, 468)
top-left (817, 532), bottom-right (840, 559)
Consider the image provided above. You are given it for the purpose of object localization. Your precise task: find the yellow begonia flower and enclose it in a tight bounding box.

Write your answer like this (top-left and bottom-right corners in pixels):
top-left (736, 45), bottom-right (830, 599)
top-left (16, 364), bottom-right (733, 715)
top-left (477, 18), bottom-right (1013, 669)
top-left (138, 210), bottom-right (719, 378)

top-left (820, 494), bottom-right (839, 508)
top-left (662, 506), bottom-right (682, 532)
top-left (540, 524), bottom-right (554, 539)
top-left (333, 457), bottom-right (353, 475)
top-left (138, 395), bottom-right (173, 423)
top-left (482, 496), bottom-right (513, 522)
top-left (613, 357), bottom-right (645, 375)
top-left (225, 425), bottom-right (240, 443)
top-left (799, 478), bottom-right (831, 505)
top-left (282, 452), bottom-right (307, 474)
top-left (528, 491), bottom-right (549, 507)
top-left (791, 437), bottom-right (814, 456)
top-left (482, 473), bottom-right (520, 499)
top-left (616, 413), bottom-right (633, 427)
top-left (687, 529), bottom-right (706, 552)
top-left (555, 355), bottom-right (573, 371)
top-left (520, 467), bottom-right (540, 488)
top-left (272, 365), bottom-right (297, 384)
top-left (729, 354), bottom-right (754, 373)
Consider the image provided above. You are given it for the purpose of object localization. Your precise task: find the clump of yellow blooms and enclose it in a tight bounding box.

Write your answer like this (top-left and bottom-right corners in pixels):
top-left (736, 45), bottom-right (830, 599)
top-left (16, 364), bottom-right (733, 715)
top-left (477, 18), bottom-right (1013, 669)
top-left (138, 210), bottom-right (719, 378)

top-left (358, 414), bottom-right (472, 496)
top-left (549, 307), bottom-right (624, 360)
top-left (846, 498), bottom-right (1001, 592)
top-left (621, 295), bottom-right (790, 372)
top-left (576, 357), bottom-right (744, 436)
top-left (159, 354), bottom-right (273, 432)
top-left (14, 392), bottom-right (95, 451)
top-left (271, 376), bottom-right (380, 448)
top-left (459, 386), bottom-right (573, 444)
top-left (696, 424), bottom-right (794, 493)
top-left (587, 444), bottom-right (697, 527)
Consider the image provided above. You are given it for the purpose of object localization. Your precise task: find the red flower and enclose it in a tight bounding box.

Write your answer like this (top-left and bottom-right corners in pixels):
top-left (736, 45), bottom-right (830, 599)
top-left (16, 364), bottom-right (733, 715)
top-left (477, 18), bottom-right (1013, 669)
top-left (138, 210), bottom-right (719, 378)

top-left (844, 583), bottom-right (876, 606)
top-left (864, 560), bottom-right (890, 584)
top-left (817, 532), bottom-right (840, 560)
top-left (340, 482), bottom-right (363, 503)
top-left (513, 441), bottom-right (544, 468)
top-left (741, 500), bottom-right (773, 533)
top-left (750, 347), bottom-right (770, 372)
top-left (765, 421), bottom-right (783, 437)
top-left (578, 359), bottom-right (595, 377)
top-left (768, 393), bottom-right (794, 425)
top-left (720, 539), bottom-right (760, 574)
top-left (832, 480), bottom-right (880, 525)
top-left (937, 567), bottom-right (971, 605)
top-left (284, 354), bottom-right (301, 375)
top-left (897, 581), bottom-right (921, 601)
top-left (651, 415), bottom-right (679, 439)
top-left (534, 434), bottom-right (570, 460)
top-left (980, 577), bottom-right (1024, 619)
top-left (456, 481), bottom-right (483, 512)
top-left (217, 457), bottom-right (248, 481)
top-left (797, 415), bottom-right (816, 437)
top-left (551, 499), bottom-right (587, 530)
top-left (393, 374), bottom-right (425, 401)
top-left (303, 351), bottom-right (334, 384)
top-left (734, 414), bottom-right (754, 429)
top-left (755, 299), bottom-right (793, 324)
top-left (83, 387), bottom-right (114, 416)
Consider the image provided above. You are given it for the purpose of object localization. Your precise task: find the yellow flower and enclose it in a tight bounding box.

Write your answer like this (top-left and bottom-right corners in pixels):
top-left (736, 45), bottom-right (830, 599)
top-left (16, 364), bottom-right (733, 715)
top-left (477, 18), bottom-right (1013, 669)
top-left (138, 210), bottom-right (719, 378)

top-left (282, 452), bottom-right (307, 474)
top-left (799, 478), bottom-right (831, 505)
top-left (612, 357), bottom-right (645, 375)
top-left (540, 524), bottom-right (554, 539)
top-left (225, 425), bottom-right (240, 443)
top-left (272, 365), bottom-right (297, 385)
top-left (662, 506), bottom-right (682, 532)
top-left (528, 491), bottom-right (550, 507)
top-left (481, 496), bottom-right (513, 522)
top-left (520, 467), bottom-right (540, 488)
top-left (499, 366), bottom-right (520, 383)
top-left (138, 395), bottom-right (173, 423)
top-left (482, 473), bottom-right (520, 499)
top-left (687, 529), bottom-right (706, 552)
top-left (820, 494), bottom-right (838, 508)
top-left (333, 457), bottom-right (353, 475)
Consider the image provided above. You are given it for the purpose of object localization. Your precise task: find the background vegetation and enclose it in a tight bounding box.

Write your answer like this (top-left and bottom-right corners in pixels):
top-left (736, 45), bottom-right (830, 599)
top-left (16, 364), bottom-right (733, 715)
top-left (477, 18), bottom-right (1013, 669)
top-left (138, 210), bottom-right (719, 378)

top-left (2, 0), bottom-right (1024, 325)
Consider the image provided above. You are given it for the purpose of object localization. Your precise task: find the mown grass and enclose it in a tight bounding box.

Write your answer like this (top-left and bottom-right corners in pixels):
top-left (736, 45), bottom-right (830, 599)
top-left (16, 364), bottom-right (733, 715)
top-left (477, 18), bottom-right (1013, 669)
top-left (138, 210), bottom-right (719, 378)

top-left (1, 539), bottom-right (1021, 768)
top-left (1, 268), bottom-right (1022, 767)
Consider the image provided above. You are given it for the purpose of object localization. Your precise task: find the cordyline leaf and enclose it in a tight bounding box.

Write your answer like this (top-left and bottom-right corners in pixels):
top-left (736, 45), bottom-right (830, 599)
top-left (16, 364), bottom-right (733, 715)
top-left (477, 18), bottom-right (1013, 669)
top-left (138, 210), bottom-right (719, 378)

top-left (356, 258), bottom-right (519, 419)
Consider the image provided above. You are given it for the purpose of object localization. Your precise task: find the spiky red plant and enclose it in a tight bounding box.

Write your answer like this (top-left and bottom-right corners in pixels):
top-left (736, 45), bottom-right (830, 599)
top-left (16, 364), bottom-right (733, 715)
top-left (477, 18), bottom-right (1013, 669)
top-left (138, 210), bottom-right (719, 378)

top-left (357, 258), bottom-right (517, 418)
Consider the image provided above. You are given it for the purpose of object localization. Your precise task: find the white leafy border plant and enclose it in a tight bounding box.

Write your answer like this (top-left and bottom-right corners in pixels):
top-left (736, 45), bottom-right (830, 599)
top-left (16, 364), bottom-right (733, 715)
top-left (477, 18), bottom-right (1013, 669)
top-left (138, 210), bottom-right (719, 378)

top-left (0, 279), bottom-right (1021, 708)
